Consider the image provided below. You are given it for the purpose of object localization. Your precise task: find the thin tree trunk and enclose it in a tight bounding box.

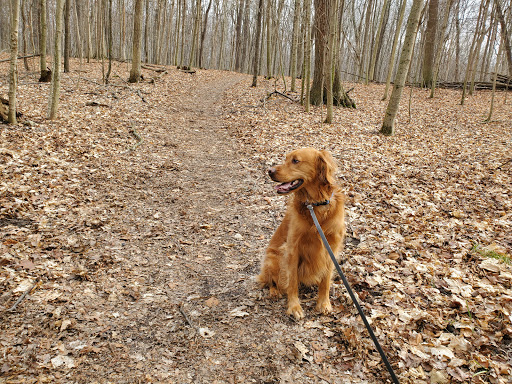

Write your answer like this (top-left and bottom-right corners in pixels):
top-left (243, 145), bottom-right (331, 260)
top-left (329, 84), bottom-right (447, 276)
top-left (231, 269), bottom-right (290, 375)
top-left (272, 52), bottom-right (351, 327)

top-left (119, 0), bottom-right (126, 61)
top-left (199, 0), bottom-right (213, 68)
top-left (429, 0), bottom-right (455, 97)
top-left (74, 0), bottom-right (83, 63)
top-left (188, 0), bottom-right (201, 67)
top-left (64, 0), bottom-right (70, 72)
top-left (496, 0), bottom-right (512, 76)
top-left (21, 0), bottom-right (30, 71)
top-left (368, 0), bottom-right (390, 82)
top-left (48, 0), bottom-right (65, 120)
top-left (303, 0), bottom-right (312, 111)
top-left (129, 0), bottom-right (144, 82)
top-left (9, 0), bottom-right (21, 124)
top-left (325, 0), bottom-right (337, 123)
top-left (484, 36), bottom-right (503, 122)
top-left (86, 0), bottom-right (92, 63)
top-left (422, 0), bottom-right (438, 87)
top-left (380, 0), bottom-right (424, 136)
top-left (39, 0), bottom-right (48, 80)
top-left (382, 0), bottom-right (407, 100)
top-left (105, 0), bottom-right (113, 83)
top-left (251, 0), bottom-right (264, 86)
top-left (265, 0), bottom-right (272, 78)
top-left (290, 0), bottom-right (301, 91)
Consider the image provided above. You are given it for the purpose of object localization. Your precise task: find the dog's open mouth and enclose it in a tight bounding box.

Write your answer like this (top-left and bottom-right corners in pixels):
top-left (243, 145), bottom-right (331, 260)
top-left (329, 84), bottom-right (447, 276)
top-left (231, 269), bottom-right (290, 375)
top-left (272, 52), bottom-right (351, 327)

top-left (274, 179), bottom-right (304, 194)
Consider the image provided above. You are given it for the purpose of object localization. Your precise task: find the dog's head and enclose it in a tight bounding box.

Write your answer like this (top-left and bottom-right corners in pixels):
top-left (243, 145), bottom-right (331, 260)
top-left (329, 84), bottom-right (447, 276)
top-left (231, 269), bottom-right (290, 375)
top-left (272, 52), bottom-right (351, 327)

top-left (268, 148), bottom-right (337, 195)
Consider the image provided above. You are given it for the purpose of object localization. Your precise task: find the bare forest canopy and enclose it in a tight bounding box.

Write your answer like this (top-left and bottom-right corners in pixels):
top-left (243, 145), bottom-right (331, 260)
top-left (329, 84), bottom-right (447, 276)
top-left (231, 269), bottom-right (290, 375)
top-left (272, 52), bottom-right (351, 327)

top-left (0, 0), bottom-right (511, 87)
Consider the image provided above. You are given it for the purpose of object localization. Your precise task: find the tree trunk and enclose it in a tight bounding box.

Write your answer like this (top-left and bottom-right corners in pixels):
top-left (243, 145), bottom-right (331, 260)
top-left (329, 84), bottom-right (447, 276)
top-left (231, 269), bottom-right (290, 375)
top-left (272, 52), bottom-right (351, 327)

top-left (382, 0), bottom-right (407, 100)
top-left (9, 0), bottom-right (21, 124)
top-left (265, 0), bottom-right (272, 78)
top-left (368, 0), bottom-right (391, 82)
top-left (188, 0), bottom-right (201, 68)
top-left (290, 0), bottom-right (301, 91)
top-left (325, 0), bottom-right (337, 123)
top-left (21, 0), bottom-right (30, 71)
top-left (86, 0), bottom-right (92, 62)
top-left (199, 0), bottom-right (213, 68)
top-left (64, 0), bottom-right (71, 72)
top-left (303, 0), bottom-right (312, 111)
top-left (129, 0), bottom-right (144, 82)
top-left (496, 0), bottom-right (512, 76)
top-left (39, 0), bottom-right (49, 81)
top-left (310, 0), bottom-right (327, 105)
top-left (105, 0), bottom-right (113, 83)
top-left (380, 0), bottom-right (423, 136)
top-left (234, 0), bottom-right (244, 72)
top-left (422, 0), bottom-right (438, 87)
top-left (429, 0), bottom-right (455, 97)
top-left (484, 36), bottom-right (503, 122)
top-left (251, 0), bottom-right (264, 86)
top-left (120, 0), bottom-right (126, 61)
top-left (48, 0), bottom-right (65, 120)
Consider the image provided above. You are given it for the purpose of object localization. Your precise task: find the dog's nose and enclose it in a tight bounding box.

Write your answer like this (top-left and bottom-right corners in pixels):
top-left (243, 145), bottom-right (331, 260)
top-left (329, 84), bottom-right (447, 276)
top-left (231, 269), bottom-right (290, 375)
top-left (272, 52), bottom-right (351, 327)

top-left (268, 167), bottom-right (276, 176)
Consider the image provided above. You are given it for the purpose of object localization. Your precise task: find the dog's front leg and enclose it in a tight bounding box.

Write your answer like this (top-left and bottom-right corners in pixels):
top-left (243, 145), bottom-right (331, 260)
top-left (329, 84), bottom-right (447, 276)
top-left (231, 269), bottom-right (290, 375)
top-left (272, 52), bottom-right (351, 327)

top-left (285, 244), bottom-right (304, 320)
top-left (316, 264), bottom-right (333, 314)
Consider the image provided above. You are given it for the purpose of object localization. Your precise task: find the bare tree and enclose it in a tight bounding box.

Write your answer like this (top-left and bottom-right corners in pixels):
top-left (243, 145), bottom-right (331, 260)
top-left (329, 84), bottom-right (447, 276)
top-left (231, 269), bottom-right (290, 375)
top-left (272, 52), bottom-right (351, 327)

top-left (496, 0), bottom-right (512, 76)
top-left (382, 0), bottom-right (407, 100)
top-left (129, 0), bottom-right (144, 82)
top-left (290, 0), bottom-right (301, 91)
top-left (48, 0), bottom-right (65, 120)
top-left (251, 0), bottom-right (264, 86)
top-left (422, 0), bottom-right (438, 87)
top-left (8, 0), bottom-right (21, 124)
top-left (64, 0), bottom-right (70, 72)
top-left (380, 0), bottom-right (424, 135)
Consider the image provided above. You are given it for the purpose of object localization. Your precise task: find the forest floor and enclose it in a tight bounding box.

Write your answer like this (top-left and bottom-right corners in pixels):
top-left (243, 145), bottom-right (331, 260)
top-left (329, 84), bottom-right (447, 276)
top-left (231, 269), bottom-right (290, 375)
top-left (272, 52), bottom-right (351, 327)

top-left (0, 58), bottom-right (511, 384)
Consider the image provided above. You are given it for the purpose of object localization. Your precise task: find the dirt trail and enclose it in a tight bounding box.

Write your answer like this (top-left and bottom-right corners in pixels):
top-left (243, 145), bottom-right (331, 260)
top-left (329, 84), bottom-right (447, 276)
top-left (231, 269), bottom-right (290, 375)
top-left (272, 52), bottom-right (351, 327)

top-left (69, 73), bottom-right (311, 383)
top-left (1, 68), bottom-right (366, 384)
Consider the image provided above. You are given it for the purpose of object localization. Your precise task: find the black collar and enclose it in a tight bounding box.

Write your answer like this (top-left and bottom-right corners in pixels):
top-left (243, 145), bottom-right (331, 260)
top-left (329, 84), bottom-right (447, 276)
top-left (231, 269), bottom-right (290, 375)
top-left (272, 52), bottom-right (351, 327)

top-left (307, 191), bottom-right (334, 207)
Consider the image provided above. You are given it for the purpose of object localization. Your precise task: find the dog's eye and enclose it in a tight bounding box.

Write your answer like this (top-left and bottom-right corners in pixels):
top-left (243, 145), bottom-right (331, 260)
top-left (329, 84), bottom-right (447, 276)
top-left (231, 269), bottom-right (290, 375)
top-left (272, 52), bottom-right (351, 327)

top-left (292, 159), bottom-right (300, 164)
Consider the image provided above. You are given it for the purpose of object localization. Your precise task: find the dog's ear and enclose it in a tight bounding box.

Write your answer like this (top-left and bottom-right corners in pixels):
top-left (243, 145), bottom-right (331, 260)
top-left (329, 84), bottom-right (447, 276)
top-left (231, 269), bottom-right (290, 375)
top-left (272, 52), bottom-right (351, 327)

top-left (316, 150), bottom-right (337, 185)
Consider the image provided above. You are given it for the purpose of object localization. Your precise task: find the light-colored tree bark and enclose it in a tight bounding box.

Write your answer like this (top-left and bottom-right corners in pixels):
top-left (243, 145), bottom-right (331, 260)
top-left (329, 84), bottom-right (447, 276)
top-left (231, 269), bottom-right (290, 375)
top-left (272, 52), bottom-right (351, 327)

top-left (429, 0), bottom-right (455, 97)
top-left (129, 0), bottom-right (144, 82)
top-left (119, 0), bottom-right (126, 61)
top-left (496, 0), bottom-right (512, 76)
top-left (188, 0), bottom-right (201, 67)
top-left (8, 0), bottom-right (21, 124)
top-left (303, 0), bottom-right (312, 111)
top-left (422, 0), bottom-right (438, 87)
top-left (325, 0), bottom-right (337, 123)
top-left (39, 0), bottom-right (48, 80)
top-left (382, 0), bottom-right (407, 100)
top-left (380, 0), bottom-right (424, 136)
top-left (484, 36), bottom-right (503, 122)
top-left (48, 0), bottom-right (65, 120)
top-left (64, 0), bottom-right (71, 72)
top-left (368, 0), bottom-right (391, 82)
top-left (290, 0), bottom-right (301, 91)
top-left (199, 0), bottom-right (213, 68)
top-left (251, 0), bottom-right (264, 86)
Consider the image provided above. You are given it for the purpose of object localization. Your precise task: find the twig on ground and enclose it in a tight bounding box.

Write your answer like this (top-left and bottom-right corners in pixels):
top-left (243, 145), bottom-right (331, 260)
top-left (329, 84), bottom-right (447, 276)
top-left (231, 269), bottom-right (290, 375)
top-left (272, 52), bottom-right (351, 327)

top-left (7, 277), bottom-right (40, 312)
top-left (179, 303), bottom-right (196, 329)
top-left (497, 158), bottom-right (512, 170)
top-left (264, 90), bottom-right (297, 103)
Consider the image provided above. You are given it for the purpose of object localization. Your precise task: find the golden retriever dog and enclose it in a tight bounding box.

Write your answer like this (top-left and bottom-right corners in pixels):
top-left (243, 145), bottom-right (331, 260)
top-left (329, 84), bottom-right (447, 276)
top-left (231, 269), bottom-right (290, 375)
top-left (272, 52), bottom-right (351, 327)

top-left (258, 148), bottom-right (346, 319)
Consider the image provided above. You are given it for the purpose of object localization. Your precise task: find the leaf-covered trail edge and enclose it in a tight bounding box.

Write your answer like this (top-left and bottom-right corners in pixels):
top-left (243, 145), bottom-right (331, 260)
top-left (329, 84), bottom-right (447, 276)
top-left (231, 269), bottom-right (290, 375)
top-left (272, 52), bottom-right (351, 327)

top-left (0, 59), bottom-right (511, 384)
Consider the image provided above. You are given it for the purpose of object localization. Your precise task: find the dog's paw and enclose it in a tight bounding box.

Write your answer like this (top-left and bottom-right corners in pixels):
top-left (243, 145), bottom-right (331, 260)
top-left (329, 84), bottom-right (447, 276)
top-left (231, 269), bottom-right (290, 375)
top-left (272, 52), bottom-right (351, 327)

top-left (269, 286), bottom-right (282, 298)
top-left (287, 303), bottom-right (304, 320)
top-left (316, 299), bottom-right (332, 314)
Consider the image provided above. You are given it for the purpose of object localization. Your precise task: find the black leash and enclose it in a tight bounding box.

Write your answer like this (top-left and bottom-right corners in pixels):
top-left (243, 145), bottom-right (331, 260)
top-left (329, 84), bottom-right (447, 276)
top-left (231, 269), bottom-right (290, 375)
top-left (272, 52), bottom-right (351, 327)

top-left (307, 203), bottom-right (400, 384)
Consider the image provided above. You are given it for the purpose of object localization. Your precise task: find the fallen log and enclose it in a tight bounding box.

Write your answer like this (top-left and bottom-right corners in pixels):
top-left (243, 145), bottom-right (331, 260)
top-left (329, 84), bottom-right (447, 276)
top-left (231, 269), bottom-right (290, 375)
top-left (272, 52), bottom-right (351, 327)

top-left (0, 54), bottom-right (40, 63)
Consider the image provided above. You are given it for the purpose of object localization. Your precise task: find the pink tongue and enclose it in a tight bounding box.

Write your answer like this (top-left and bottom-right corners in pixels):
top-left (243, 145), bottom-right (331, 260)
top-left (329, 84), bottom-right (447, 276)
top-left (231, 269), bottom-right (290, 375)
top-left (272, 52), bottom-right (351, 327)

top-left (275, 182), bottom-right (293, 192)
